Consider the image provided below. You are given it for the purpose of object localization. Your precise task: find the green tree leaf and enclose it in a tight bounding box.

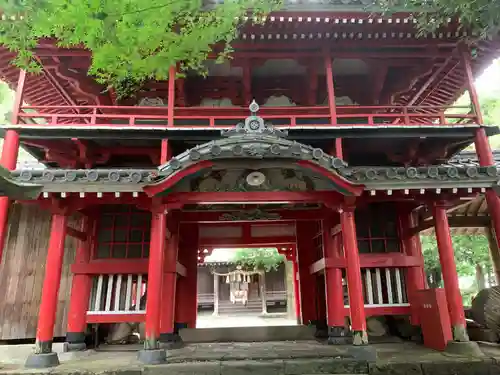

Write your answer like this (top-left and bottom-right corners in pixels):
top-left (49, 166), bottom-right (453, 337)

top-left (0, 0), bottom-right (283, 97)
top-left (233, 247), bottom-right (285, 272)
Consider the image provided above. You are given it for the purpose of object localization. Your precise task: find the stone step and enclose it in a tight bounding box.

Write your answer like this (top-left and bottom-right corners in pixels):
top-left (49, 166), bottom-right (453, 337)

top-left (180, 325), bottom-right (316, 343)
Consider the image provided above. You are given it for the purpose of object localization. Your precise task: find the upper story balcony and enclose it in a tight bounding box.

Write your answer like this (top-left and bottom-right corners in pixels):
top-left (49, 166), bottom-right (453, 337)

top-left (17, 103), bottom-right (479, 130)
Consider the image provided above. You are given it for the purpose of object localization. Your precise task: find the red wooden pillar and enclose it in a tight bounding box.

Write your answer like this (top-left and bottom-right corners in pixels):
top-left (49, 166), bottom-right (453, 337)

top-left (0, 70), bottom-right (26, 263)
top-left (176, 223), bottom-right (198, 329)
top-left (398, 206), bottom-right (426, 325)
top-left (139, 203), bottom-right (167, 364)
top-left (323, 218), bottom-right (347, 343)
top-left (159, 217), bottom-right (179, 345)
top-left (340, 202), bottom-right (368, 345)
top-left (462, 45), bottom-right (500, 267)
top-left (65, 215), bottom-right (95, 351)
top-left (25, 213), bottom-right (68, 368)
top-left (185, 224), bottom-right (199, 328)
top-left (296, 220), bottom-right (318, 325)
top-left (433, 202), bottom-right (469, 342)
top-left (474, 128), bottom-right (500, 253)
top-left (292, 251), bottom-right (301, 322)
top-left (324, 49), bottom-right (344, 161)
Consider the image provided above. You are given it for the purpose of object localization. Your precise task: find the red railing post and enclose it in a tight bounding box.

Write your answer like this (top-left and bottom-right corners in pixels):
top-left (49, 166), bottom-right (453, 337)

top-left (167, 65), bottom-right (176, 128)
top-left (90, 107), bottom-right (97, 125)
top-left (402, 107), bottom-right (410, 124)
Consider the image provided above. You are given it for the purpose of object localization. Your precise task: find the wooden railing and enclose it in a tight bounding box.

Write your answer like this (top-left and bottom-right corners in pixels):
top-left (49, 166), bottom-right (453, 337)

top-left (266, 290), bottom-right (287, 301)
top-left (17, 105), bottom-right (478, 128)
top-left (344, 267), bottom-right (410, 316)
top-left (198, 293), bottom-right (215, 305)
top-left (87, 273), bottom-right (147, 323)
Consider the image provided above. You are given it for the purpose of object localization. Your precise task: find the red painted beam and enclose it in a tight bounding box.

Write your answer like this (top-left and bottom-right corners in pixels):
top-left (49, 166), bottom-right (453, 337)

top-left (310, 253), bottom-right (423, 274)
top-left (199, 236), bottom-right (296, 247)
top-left (71, 260), bottom-right (149, 275)
top-left (179, 209), bottom-right (331, 222)
top-left (343, 306), bottom-right (410, 317)
top-left (86, 313), bottom-right (145, 324)
top-left (165, 191), bottom-right (344, 206)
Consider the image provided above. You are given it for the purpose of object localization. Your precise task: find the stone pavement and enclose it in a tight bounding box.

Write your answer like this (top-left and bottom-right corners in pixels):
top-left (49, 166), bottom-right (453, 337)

top-left (1, 341), bottom-right (500, 375)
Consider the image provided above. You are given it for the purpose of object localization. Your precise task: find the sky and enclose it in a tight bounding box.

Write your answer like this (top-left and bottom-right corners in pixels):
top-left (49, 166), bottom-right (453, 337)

top-left (475, 58), bottom-right (500, 99)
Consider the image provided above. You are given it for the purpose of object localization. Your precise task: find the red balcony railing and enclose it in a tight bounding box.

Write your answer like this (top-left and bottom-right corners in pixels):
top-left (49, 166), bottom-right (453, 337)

top-left (17, 105), bottom-right (478, 128)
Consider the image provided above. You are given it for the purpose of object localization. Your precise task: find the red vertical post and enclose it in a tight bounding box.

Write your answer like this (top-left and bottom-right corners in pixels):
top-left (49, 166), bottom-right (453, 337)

top-left (292, 251), bottom-right (301, 323)
top-left (340, 202), bottom-right (368, 346)
top-left (186, 231), bottom-right (199, 328)
top-left (176, 223), bottom-right (198, 329)
top-left (398, 205), bottom-right (426, 325)
top-left (324, 50), bottom-right (344, 161)
top-left (26, 213), bottom-right (68, 368)
top-left (160, 65), bottom-right (176, 165)
top-left (174, 251), bottom-right (189, 333)
top-left (159, 218), bottom-right (179, 346)
top-left (139, 203), bottom-right (167, 363)
top-left (66, 215), bottom-right (95, 351)
top-left (0, 70), bottom-right (26, 264)
top-left (433, 202), bottom-right (469, 342)
top-left (296, 221), bottom-right (318, 325)
top-left (323, 218), bottom-right (347, 343)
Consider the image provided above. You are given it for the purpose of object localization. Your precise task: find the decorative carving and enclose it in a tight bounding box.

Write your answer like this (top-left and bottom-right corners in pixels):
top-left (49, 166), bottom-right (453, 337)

top-left (188, 168), bottom-right (315, 193)
top-left (221, 100), bottom-right (289, 138)
top-left (219, 209), bottom-right (282, 221)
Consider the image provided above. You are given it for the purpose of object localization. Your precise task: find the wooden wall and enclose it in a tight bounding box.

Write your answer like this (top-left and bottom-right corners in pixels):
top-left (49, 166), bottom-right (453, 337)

top-left (0, 203), bottom-right (80, 340)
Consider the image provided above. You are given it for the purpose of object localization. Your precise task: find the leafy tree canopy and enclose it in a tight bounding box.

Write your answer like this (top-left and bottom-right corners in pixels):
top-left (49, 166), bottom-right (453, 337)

top-left (378, 0), bottom-right (500, 38)
top-left (0, 0), bottom-right (281, 96)
top-left (0, 0), bottom-right (497, 97)
top-left (421, 234), bottom-right (493, 288)
top-left (233, 247), bottom-right (285, 272)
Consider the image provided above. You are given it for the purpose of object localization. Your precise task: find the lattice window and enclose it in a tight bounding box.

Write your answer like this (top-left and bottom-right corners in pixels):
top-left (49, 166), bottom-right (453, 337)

top-left (95, 205), bottom-right (151, 259)
top-left (312, 221), bottom-right (323, 261)
top-left (355, 203), bottom-right (400, 254)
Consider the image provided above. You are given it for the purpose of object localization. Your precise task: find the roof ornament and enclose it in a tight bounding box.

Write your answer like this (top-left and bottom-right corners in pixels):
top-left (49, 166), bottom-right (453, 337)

top-left (221, 100), bottom-right (289, 138)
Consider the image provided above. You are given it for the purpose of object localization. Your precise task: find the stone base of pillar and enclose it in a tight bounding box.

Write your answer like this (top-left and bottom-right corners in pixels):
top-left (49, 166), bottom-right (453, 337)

top-left (137, 349), bottom-right (167, 364)
top-left (452, 324), bottom-right (470, 342)
top-left (64, 332), bottom-right (87, 352)
top-left (346, 345), bottom-right (377, 362)
top-left (327, 326), bottom-right (350, 345)
top-left (25, 352), bottom-right (60, 368)
top-left (159, 332), bottom-right (184, 349)
top-left (445, 341), bottom-right (484, 357)
top-left (352, 330), bottom-right (369, 346)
